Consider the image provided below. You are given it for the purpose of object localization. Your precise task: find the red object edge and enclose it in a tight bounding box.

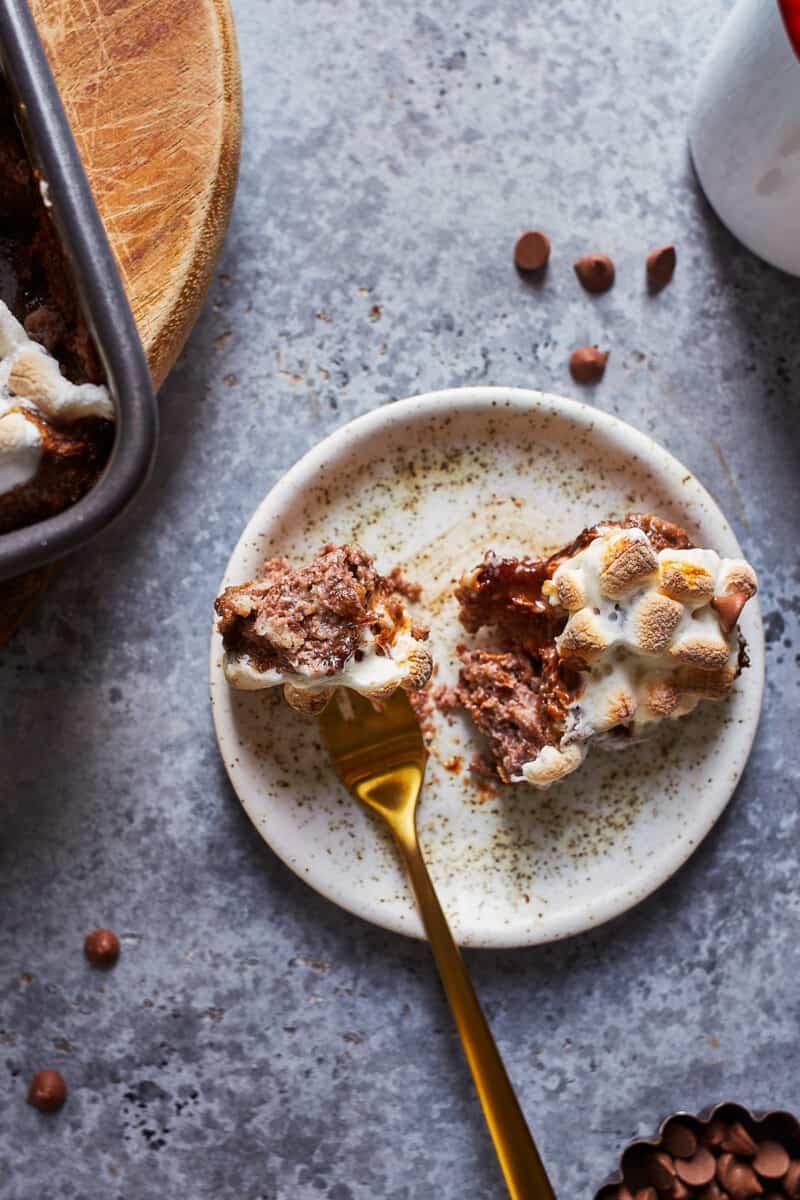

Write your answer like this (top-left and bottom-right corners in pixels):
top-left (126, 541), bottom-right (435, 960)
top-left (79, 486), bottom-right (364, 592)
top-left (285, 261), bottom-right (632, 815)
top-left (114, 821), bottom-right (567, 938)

top-left (778, 0), bottom-right (800, 60)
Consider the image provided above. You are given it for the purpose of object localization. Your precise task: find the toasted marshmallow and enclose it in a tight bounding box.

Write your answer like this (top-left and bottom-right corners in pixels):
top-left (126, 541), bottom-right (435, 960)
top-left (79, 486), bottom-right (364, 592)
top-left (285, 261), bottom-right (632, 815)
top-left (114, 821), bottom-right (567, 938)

top-left (659, 551), bottom-right (717, 607)
top-left (598, 529), bottom-right (658, 597)
top-left (223, 619), bottom-right (433, 714)
top-left (557, 608), bottom-right (611, 661)
top-left (0, 409), bottom-right (42, 493)
top-left (0, 300), bottom-right (113, 495)
top-left (538, 524), bottom-right (758, 776)
top-left (515, 742), bottom-right (586, 787)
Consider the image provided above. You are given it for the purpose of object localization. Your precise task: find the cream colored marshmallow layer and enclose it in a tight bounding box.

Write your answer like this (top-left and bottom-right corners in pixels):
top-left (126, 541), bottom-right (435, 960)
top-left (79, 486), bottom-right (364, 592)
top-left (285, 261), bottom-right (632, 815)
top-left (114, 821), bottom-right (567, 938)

top-left (515, 525), bottom-right (757, 787)
top-left (223, 608), bottom-right (432, 715)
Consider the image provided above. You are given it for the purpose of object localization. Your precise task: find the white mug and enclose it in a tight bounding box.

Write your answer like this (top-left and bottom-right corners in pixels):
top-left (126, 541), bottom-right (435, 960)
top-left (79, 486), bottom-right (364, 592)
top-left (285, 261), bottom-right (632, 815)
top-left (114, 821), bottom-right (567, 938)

top-left (690, 0), bottom-right (800, 275)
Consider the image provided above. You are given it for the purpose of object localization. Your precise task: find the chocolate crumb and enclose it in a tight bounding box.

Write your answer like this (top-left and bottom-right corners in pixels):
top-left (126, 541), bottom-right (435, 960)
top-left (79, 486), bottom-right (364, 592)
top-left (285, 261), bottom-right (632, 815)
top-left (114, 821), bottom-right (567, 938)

top-left (27, 1069), bottom-right (67, 1112)
top-left (84, 928), bottom-right (120, 967)
top-left (646, 244), bottom-right (676, 291)
top-left (569, 346), bottom-right (609, 384)
top-left (574, 252), bottom-right (615, 293)
top-left (514, 230), bottom-right (551, 272)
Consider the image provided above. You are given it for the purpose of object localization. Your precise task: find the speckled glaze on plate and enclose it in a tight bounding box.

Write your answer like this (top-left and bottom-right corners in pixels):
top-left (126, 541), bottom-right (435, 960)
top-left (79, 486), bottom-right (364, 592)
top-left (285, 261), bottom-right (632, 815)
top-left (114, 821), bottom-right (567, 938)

top-left (209, 387), bottom-right (764, 948)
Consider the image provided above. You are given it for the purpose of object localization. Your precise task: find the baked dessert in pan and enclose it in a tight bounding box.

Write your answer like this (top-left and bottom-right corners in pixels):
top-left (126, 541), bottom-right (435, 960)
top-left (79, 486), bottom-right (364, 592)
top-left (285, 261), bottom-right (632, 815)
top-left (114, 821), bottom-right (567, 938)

top-left (0, 84), bottom-right (113, 538)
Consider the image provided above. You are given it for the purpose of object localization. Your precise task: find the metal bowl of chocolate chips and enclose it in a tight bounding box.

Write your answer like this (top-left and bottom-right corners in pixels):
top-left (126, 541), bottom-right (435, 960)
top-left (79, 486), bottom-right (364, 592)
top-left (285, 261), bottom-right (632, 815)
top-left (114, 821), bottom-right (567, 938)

top-left (595, 1103), bottom-right (800, 1200)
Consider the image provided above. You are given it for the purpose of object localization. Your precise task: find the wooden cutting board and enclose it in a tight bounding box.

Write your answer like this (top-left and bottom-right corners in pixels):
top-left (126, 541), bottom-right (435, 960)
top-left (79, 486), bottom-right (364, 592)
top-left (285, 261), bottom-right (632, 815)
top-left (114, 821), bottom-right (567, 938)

top-left (31, 0), bottom-right (242, 388)
top-left (0, 0), bottom-right (241, 641)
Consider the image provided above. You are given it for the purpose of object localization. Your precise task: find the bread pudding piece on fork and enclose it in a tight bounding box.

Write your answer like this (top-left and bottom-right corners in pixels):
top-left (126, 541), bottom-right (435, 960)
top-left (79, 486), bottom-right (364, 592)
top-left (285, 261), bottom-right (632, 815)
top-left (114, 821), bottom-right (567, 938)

top-left (454, 514), bottom-right (757, 788)
top-left (215, 543), bottom-right (433, 715)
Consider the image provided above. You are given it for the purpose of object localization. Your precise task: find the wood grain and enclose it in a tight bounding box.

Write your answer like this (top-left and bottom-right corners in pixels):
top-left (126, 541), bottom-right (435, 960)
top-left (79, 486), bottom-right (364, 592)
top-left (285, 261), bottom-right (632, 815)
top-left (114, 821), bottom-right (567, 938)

top-left (30, 0), bottom-right (242, 386)
top-left (0, 0), bottom-right (241, 643)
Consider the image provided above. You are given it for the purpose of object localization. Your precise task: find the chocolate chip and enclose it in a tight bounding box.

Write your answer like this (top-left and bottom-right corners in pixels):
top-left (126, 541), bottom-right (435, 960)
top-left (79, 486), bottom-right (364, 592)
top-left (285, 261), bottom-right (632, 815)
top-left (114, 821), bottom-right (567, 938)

top-left (703, 1120), bottom-right (730, 1150)
top-left (569, 346), bottom-right (609, 383)
top-left (84, 928), bottom-right (120, 967)
top-left (677, 1147), bottom-right (717, 1188)
top-left (717, 1155), bottom-right (763, 1200)
top-left (699, 1184), bottom-right (729, 1200)
top-left (664, 1122), bottom-right (699, 1159)
top-left (647, 1150), bottom-right (678, 1191)
top-left (27, 1069), bottom-right (67, 1112)
top-left (634, 1189), bottom-right (658, 1200)
top-left (723, 1123), bottom-right (758, 1158)
top-left (711, 591), bottom-right (750, 634)
top-left (783, 1161), bottom-right (800, 1198)
top-left (667, 1180), bottom-right (692, 1200)
top-left (514, 230), bottom-right (551, 272)
top-left (646, 244), bottom-right (676, 291)
top-left (574, 252), bottom-right (615, 293)
top-left (753, 1143), bottom-right (791, 1181)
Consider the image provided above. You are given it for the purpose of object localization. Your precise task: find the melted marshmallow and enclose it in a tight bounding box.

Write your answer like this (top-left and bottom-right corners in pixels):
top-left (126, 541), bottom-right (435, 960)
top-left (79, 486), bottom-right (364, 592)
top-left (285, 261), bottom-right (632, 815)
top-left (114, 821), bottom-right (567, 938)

top-left (515, 525), bottom-right (757, 787)
top-left (0, 300), bottom-right (113, 495)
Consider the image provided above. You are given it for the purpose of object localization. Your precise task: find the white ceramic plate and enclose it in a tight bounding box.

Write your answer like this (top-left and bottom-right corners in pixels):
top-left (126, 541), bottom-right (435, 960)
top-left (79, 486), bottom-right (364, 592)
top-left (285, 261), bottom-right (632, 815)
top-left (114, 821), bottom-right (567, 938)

top-left (210, 388), bottom-right (764, 948)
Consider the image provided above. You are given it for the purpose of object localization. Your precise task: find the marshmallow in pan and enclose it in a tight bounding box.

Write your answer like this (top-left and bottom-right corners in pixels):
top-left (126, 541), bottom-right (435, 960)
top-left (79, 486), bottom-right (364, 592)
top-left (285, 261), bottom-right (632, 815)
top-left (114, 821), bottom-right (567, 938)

top-left (0, 300), bottom-right (112, 495)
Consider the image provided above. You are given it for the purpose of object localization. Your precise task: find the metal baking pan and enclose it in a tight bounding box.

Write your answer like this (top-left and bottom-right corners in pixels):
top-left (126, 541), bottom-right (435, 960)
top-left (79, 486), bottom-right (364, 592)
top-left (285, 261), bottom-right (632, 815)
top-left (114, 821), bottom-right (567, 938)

top-left (0, 0), bottom-right (157, 582)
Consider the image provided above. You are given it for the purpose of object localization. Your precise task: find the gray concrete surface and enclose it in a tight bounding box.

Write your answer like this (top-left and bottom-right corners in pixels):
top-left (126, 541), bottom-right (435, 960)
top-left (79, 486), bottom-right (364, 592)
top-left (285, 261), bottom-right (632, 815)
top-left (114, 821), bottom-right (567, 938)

top-left (2, 0), bottom-right (799, 1196)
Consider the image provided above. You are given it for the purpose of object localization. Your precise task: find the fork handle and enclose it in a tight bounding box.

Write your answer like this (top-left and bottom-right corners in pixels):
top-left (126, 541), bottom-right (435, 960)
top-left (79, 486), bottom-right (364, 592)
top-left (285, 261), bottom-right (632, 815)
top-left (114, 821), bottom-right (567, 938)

top-left (390, 816), bottom-right (556, 1200)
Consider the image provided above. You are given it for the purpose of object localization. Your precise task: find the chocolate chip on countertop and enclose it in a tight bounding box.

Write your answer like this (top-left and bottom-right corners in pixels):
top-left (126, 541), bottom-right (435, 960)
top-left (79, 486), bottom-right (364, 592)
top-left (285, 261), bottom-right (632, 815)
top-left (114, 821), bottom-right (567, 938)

top-left (664, 1122), bottom-right (700, 1160)
top-left (646, 244), bottom-right (676, 291)
top-left (569, 345), bottom-right (609, 383)
top-left (27, 1069), bottom-right (67, 1112)
top-left (574, 252), bottom-right (615, 293)
top-left (514, 230), bottom-right (551, 272)
top-left (84, 928), bottom-right (120, 967)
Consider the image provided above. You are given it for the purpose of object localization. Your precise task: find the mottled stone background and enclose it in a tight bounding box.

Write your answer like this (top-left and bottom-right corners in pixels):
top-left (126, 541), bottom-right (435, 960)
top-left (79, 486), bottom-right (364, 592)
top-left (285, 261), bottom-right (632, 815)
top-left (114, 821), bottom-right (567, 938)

top-left (1, 0), bottom-right (799, 1196)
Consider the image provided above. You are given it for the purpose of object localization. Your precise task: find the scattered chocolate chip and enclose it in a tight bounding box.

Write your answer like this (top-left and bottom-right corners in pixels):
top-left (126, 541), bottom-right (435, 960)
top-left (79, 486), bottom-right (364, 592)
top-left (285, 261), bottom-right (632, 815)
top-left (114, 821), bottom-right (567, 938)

top-left (84, 928), bottom-right (120, 967)
top-left (514, 230), bottom-right (551, 272)
top-left (669, 1180), bottom-right (693, 1200)
top-left (665, 1123), bottom-right (700, 1160)
top-left (646, 244), bottom-right (676, 291)
top-left (753, 1142), bottom-right (790, 1181)
top-left (722, 1124), bottom-right (758, 1158)
top-left (569, 345), bottom-right (609, 383)
top-left (677, 1148), bottom-right (718, 1188)
top-left (574, 252), bottom-right (615, 293)
top-left (648, 1151), bottom-right (679, 1191)
top-left (27, 1069), bottom-right (67, 1112)
top-left (711, 591), bottom-right (750, 634)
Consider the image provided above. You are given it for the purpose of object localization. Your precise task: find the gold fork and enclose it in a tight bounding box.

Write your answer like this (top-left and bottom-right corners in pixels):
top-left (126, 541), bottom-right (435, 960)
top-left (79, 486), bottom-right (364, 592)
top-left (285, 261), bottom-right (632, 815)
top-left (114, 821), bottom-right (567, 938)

top-left (320, 688), bottom-right (556, 1200)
